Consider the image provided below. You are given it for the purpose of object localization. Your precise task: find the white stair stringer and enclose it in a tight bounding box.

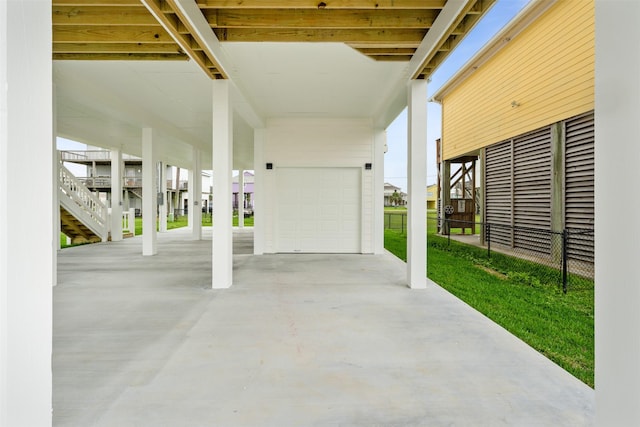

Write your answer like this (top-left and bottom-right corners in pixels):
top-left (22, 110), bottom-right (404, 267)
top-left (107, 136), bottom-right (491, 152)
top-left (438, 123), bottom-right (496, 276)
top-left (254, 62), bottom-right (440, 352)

top-left (59, 164), bottom-right (108, 242)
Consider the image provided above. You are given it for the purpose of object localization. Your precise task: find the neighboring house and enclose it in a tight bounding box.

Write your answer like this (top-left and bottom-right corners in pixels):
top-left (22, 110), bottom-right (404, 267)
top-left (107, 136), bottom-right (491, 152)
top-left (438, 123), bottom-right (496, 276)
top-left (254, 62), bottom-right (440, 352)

top-left (232, 171), bottom-right (255, 212)
top-left (384, 183), bottom-right (407, 207)
top-left (426, 184), bottom-right (438, 210)
top-left (431, 0), bottom-right (594, 263)
top-left (59, 149), bottom-right (212, 218)
top-left (60, 148), bottom-right (144, 213)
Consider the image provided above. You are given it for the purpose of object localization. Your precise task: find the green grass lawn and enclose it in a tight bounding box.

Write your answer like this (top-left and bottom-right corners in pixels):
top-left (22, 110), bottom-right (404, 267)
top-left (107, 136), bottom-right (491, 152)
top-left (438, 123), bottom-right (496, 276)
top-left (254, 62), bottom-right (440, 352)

top-left (384, 228), bottom-right (594, 388)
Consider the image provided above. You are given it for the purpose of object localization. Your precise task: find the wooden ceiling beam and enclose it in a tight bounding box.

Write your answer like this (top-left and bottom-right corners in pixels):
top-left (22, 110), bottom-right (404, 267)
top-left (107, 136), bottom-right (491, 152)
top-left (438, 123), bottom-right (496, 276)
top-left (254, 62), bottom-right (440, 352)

top-left (165, 0), bottom-right (228, 79)
top-left (367, 55), bottom-right (412, 61)
top-left (53, 52), bottom-right (188, 60)
top-left (140, 0), bottom-right (220, 78)
top-left (53, 25), bottom-right (177, 44)
top-left (214, 28), bottom-right (427, 44)
top-left (467, 0), bottom-right (489, 14)
top-left (53, 7), bottom-right (159, 26)
top-left (53, 0), bottom-right (143, 6)
top-left (53, 42), bottom-right (183, 54)
top-left (204, 9), bottom-right (436, 29)
top-left (417, 0), bottom-right (496, 77)
top-left (197, 0), bottom-right (446, 9)
top-left (348, 42), bottom-right (420, 49)
top-left (352, 47), bottom-right (416, 55)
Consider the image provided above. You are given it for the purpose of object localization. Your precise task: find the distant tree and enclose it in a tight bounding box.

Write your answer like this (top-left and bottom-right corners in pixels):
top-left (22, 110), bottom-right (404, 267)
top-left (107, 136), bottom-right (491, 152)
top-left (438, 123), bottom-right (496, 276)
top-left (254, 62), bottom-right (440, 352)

top-left (390, 190), bottom-right (402, 207)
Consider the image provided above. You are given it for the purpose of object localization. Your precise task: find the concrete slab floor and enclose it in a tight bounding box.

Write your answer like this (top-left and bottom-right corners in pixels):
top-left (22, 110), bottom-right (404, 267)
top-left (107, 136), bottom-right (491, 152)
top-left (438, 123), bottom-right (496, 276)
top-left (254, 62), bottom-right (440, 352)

top-left (54, 227), bottom-right (594, 426)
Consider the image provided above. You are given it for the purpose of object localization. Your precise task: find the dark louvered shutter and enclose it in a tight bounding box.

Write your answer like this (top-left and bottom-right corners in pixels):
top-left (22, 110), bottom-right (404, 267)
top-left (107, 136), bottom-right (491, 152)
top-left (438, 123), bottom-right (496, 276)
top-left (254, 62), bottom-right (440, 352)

top-left (513, 127), bottom-right (552, 253)
top-left (565, 111), bottom-right (595, 262)
top-left (485, 140), bottom-right (513, 246)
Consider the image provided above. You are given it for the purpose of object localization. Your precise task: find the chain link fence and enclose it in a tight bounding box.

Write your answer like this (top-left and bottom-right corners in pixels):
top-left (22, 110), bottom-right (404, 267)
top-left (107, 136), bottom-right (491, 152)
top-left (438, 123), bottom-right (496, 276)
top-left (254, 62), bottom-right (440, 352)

top-left (385, 212), bottom-right (594, 293)
top-left (440, 218), bottom-right (593, 293)
top-left (384, 211), bottom-right (407, 233)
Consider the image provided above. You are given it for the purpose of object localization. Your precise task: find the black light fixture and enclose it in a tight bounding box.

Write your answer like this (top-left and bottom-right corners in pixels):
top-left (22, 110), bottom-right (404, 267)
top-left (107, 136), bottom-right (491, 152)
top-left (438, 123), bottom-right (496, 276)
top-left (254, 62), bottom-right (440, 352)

top-left (365, 163), bottom-right (372, 170)
top-left (266, 163), bottom-right (273, 170)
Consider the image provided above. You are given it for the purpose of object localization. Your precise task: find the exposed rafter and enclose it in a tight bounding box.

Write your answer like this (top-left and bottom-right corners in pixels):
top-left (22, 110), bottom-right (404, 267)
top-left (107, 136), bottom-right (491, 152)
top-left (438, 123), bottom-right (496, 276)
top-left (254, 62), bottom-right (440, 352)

top-left (52, 0), bottom-right (496, 81)
top-left (196, 0), bottom-right (448, 9)
top-left (140, 0), bottom-right (225, 78)
top-left (203, 9), bottom-right (438, 28)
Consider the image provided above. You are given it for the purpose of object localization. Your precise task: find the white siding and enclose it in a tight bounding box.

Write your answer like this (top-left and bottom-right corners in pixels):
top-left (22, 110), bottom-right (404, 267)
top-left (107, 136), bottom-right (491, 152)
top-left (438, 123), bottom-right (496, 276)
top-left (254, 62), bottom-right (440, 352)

top-left (263, 118), bottom-right (375, 253)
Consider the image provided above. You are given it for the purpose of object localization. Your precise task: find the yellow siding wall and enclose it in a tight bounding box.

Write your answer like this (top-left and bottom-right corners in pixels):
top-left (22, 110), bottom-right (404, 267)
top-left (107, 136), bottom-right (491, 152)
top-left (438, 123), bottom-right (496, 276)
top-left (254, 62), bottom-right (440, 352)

top-left (426, 184), bottom-right (438, 209)
top-left (442, 0), bottom-right (594, 160)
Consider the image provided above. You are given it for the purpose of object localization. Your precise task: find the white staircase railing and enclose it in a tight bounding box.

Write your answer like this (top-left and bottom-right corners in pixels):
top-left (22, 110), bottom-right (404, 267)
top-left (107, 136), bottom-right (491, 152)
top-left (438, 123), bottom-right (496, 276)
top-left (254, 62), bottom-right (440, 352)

top-left (59, 163), bottom-right (108, 241)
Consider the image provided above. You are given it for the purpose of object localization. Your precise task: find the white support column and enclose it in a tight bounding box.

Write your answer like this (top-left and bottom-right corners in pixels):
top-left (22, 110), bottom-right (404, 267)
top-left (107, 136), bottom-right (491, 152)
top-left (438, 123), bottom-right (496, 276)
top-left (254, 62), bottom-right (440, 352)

top-left (212, 80), bottom-right (233, 288)
top-left (374, 129), bottom-right (386, 254)
top-left (407, 80), bottom-right (427, 289)
top-left (167, 181), bottom-right (174, 222)
top-left (110, 148), bottom-right (123, 241)
top-left (53, 84), bottom-right (60, 289)
top-left (142, 128), bottom-right (158, 256)
top-left (1, 0), bottom-right (53, 424)
top-left (253, 129), bottom-right (266, 254)
top-left (129, 208), bottom-right (136, 236)
top-left (595, 2), bottom-right (640, 425)
top-left (238, 169), bottom-right (245, 228)
top-left (54, 85), bottom-right (60, 257)
top-left (159, 162), bottom-right (168, 232)
top-left (191, 150), bottom-right (202, 240)
top-left (188, 167), bottom-right (195, 229)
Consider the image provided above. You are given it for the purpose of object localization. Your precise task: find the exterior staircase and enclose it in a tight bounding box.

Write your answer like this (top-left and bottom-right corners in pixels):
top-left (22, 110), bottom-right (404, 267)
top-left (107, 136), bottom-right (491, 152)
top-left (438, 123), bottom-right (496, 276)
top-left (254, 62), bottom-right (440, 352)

top-left (60, 207), bottom-right (103, 244)
top-left (129, 188), bottom-right (143, 200)
top-left (59, 163), bottom-right (109, 244)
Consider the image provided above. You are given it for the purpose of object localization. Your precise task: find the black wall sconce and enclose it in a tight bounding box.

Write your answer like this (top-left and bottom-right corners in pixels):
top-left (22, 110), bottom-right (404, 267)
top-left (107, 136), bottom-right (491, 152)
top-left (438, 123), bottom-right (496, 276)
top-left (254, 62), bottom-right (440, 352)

top-left (266, 163), bottom-right (273, 170)
top-left (365, 163), bottom-right (372, 170)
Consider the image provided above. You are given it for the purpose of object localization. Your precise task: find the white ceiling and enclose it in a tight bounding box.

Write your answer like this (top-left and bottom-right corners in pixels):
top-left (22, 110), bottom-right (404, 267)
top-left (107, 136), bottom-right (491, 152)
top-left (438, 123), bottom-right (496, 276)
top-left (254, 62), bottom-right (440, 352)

top-left (226, 42), bottom-right (407, 118)
top-left (54, 41), bottom-right (410, 170)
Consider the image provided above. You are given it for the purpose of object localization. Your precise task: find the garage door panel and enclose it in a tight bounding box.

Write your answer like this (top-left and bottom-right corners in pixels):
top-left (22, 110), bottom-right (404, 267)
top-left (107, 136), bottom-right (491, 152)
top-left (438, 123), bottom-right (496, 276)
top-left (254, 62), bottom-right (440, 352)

top-left (276, 167), bottom-right (361, 253)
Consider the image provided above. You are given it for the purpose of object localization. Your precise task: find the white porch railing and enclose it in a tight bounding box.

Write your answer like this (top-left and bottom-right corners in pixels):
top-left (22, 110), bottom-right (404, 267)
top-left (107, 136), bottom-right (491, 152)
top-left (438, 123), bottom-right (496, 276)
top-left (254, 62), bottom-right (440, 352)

top-left (59, 163), bottom-right (108, 241)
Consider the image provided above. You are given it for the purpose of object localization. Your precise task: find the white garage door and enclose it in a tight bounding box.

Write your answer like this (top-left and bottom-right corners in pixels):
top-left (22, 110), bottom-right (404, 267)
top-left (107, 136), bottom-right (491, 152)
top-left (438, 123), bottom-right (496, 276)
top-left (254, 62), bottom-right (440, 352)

top-left (276, 167), bottom-right (361, 253)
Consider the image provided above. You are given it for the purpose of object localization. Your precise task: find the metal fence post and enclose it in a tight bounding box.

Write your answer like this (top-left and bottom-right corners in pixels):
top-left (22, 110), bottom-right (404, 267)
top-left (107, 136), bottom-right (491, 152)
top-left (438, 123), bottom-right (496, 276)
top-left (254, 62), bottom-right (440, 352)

top-left (562, 229), bottom-right (568, 294)
top-left (487, 223), bottom-right (491, 258)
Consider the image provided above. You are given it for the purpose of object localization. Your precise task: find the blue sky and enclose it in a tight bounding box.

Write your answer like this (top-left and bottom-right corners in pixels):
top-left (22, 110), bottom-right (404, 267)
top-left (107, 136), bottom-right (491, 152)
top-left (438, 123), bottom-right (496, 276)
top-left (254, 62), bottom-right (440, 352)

top-left (384, 0), bottom-right (532, 191)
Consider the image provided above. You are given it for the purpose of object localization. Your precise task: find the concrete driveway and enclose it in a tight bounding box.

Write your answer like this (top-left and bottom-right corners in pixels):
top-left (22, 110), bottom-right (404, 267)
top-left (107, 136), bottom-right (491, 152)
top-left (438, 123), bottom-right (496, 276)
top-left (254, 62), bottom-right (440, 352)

top-left (54, 227), bottom-right (593, 426)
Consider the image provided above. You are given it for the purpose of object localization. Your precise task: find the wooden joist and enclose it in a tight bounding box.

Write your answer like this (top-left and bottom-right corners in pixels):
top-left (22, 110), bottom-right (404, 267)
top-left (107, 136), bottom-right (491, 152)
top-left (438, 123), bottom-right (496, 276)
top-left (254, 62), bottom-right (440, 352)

top-left (203, 9), bottom-right (438, 29)
top-left (53, 42), bottom-right (183, 54)
top-left (53, 6), bottom-right (159, 26)
top-left (53, 0), bottom-right (143, 6)
top-left (196, 0), bottom-right (447, 9)
top-left (51, 0), bottom-right (494, 80)
top-left (214, 28), bottom-right (428, 44)
top-left (53, 25), bottom-right (177, 44)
